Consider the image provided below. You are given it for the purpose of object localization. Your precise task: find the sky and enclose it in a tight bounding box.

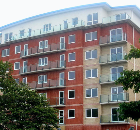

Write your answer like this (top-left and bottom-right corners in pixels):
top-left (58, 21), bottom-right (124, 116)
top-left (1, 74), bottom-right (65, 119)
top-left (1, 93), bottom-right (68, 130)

top-left (0, 0), bottom-right (140, 27)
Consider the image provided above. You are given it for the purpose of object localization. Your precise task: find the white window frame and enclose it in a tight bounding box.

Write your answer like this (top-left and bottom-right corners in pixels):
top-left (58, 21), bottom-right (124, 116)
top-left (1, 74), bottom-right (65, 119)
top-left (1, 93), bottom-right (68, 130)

top-left (15, 78), bottom-right (19, 84)
top-left (72, 17), bottom-right (78, 26)
top-left (68, 90), bottom-right (75, 99)
top-left (85, 69), bottom-right (98, 79)
top-left (15, 45), bottom-right (21, 54)
top-left (39, 40), bottom-right (48, 49)
top-left (2, 49), bottom-right (10, 57)
top-left (68, 52), bottom-right (75, 62)
top-left (5, 32), bottom-right (13, 41)
top-left (38, 75), bottom-right (47, 84)
top-left (44, 24), bottom-right (51, 32)
top-left (59, 110), bottom-right (64, 124)
top-left (85, 50), bottom-right (97, 60)
top-left (68, 109), bottom-right (75, 119)
top-left (110, 28), bottom-right (123, 42)
top-left (22, 77), bottom-right (27, 84)
top-left (39, 57), bottom-right (48, 66)
top-left (86, 108), bottom-right (98, 118)
top-left (87, 13), bottom-right (98, 25)
top-left (68, 35), bottom-right (75, 44)
top-left (68, 71), bottom-right (75, 80)
top-left (14, 62), bottom-right (20, 70)
top-left (85, 31), bottom-right (97, 42)
top-left (60, 37), bottom-right (65, 43)
top-left (87, 14), bottom-right (92, 25)
top-left (86, 88), bottom-right (98, 98)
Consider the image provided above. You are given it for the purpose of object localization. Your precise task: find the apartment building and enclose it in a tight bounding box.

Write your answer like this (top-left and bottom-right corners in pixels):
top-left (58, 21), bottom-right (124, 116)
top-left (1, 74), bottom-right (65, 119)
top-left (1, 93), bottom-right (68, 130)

top-left (0, 2), bottom-right (140, 130)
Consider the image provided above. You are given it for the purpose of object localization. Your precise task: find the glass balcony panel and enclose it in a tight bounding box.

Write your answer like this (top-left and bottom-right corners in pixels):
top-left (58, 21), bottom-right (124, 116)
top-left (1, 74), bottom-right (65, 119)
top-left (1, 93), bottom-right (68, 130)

top-left (53, 25), bottom-right (61, 32)
top-left (110, 15), bottom-right (116, 22)
top-left (60, 42), bottom-right (65, 49)
top-left (100, 74), bottom-right (112, 83)
top-left (99, 55), bottom-right (108, 63)
top-left (35, 29), bottom-right (41, 36)
top-left (59, 78), bottom-right (64, 86)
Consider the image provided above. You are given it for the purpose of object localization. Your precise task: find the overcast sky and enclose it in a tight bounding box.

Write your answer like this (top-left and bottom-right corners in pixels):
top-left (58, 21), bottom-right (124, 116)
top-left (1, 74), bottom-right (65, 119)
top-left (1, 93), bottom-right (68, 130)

top-left (0, 0), bottom-right (140, 27)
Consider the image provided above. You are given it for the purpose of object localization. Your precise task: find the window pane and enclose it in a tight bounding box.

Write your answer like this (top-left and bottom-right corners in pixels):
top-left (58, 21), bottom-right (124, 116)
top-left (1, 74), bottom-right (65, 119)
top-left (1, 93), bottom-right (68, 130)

top-left (92, 50), bottom-right (97, 58)
top-left (23, 78), bottom-right (26, 84)
top-left (2, 50), bottom-right (6, 57)
top-left (92, 32), bottom-right (97, 40)
top-left (86, 109), bottom-right (91, 117)
top-left (92, 109), bottom-right (98, 117)
top-left (69, 53), bottom-right (75, 61)
top-left (92, 69), bottom-right (97, 77)
top-left (86, 89), bottom-right (91, 97)
top-left (86, 33), bottom-right (91, 41)
top-left (69, 35), bottom-right (75, 43)
top-left (20, 30), bottom-right (24, 37)
top-left (87, 14), bottom-right (92, 21)
top-left (69, 71), bottom-right (75, 80)
top-left (93, 13), bottom-right (98, 24)
top-left (44, 75), bottom-right (47, 83)
top-left (72, 17), bottom-right (78, 26)
top-left (69, 110), bottom-right (74, 118)
top-left (121, 13), bottom-right (126, 20)
top-left (15, 62), bottom-right (20, 69)
top-left (86, 51), bottom-right (91, 59)
top-left (49, 24), bottom-right (51, 30)
top-left (9, 33), bottom-right (13, 40)
top-left (60, 37), bottom-right (64, 43)
top-left (86, 70), bottom-right (91, 78)
top-left (5, 34), bottom-right (8, 41)
top-left (7, 49), bottom-right (10, 56)
top-left (15, 79), bottom-right (19, 84)
top-left (64, 21), bottom-right (68, 29)
top-left (116, 14), bottom-right (121, 21)
top-left (92, 88), bottom-right (97, 97)
top-left (69, 91), bottom-right (75, 98)
top-left (45, 58), bottom-right (48, 65)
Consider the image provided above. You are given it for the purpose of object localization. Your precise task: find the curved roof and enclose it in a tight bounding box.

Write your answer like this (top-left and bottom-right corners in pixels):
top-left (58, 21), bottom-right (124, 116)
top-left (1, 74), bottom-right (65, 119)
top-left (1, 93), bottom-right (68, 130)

top-left (0, 2), bottom-right (140, 31)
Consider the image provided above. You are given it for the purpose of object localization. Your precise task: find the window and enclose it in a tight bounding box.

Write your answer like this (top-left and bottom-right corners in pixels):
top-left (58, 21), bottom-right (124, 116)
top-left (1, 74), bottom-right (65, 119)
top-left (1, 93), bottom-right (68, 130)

top-left (86, 108), bottom-right (98, 118)
top-left (68, 71), bottom-right (75, 80)
top-left (112, 108), bottom-right (123, 121)
top-left (39, 57), bottom-right (48, 66)
top-left (85, 32), bottom-right (97, 42)
top-left (87, 13), bottom-right (98, 25)
top-left (60, 37), bottom-right (65, 49)
top-left (111, 66), bottom-right (123, 81)
top-left (38, 75), bottom-right (47, 84)
top-left (15, 78), bottom-right (19, 84)
top-left (86, 88), bottom-right (98, 98)
top-left (59, 110), bottom-right (64, 124)
top-left (44, 24), bottom-right (51, 32)
top-left (15, 45), bottom-right (21, 54)
top-left (5, 32), bottom-right (13, 41)
top-left (85, 69), bottom-right (97, 79)
top-left (20, 30), bottom-right (24, 37)
top-left (39, 93), bottom-right (47, 98)
top-left (68, 90), bottom-right (75, 99)
top-left (2, 49), bottom-right (10, 57)
top-left (39, 40), bottom-right (48, 49)
top-left (85, 50), bottom-right (97, 60)
top-left (72, 17), bottom-right (78, 26)
top-left (68, 35), bottom-right (75, 44)
top-left (68, 109), bottom-right (75, 119)
top-left (69, 52), bottom-right (75, 62)
top-left (28, 28), bottom-right (32, 37)
top-left (64, 20), bottom-right (68, 29)
top-left (110, 28), bottom-right (123, 42)
top-left (14, 62), bottom-right (20, 70)
top-left (22, 77), bottom-right (27, 84)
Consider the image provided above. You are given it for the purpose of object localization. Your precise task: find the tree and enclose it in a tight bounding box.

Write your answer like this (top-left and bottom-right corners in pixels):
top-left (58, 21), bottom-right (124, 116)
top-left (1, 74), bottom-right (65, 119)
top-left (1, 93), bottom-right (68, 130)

top-left (115, 41), bottom-right (140, 121)
top-left (0, 61), bottom-right (59, 130)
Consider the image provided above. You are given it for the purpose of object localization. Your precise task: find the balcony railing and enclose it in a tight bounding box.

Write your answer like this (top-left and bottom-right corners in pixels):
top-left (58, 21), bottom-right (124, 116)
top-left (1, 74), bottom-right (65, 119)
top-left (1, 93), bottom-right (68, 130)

top-left (19, 60), bottom-right (66, 75)
top-left (48, 97), bottom-right (66, 107)
top-left (99, 33), bottom-right (127, 45)
top-left (100, 92), bottom-right (129, 104)
top-left (100, 114), bottom-right (129, 124)
top-left (99, 52), bottom-right (127, 64)
top-left (102, 13), bottom-right (131, 24)
top-left (99, 73), bottom-right (122, 84)
top-left (5, 20), bottom-right (85, 43)
top-left (20, 42), bottom-right (66, 58)
top-left (28, 78), bottom-right (65, 90)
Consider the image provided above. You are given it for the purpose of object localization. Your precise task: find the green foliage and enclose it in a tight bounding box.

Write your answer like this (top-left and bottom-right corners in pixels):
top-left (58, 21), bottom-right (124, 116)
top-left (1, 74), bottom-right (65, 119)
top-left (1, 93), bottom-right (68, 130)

top-left (0, 61), bottom-right (59, 130)
top-left (118, 101), bottom-right (140, 121)
top-left (115, 70), bottom-right (140, 93)
top-left (116, 40), bottom-right (140, 121)
top-left (124, 45), bottom-right (140, 60)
